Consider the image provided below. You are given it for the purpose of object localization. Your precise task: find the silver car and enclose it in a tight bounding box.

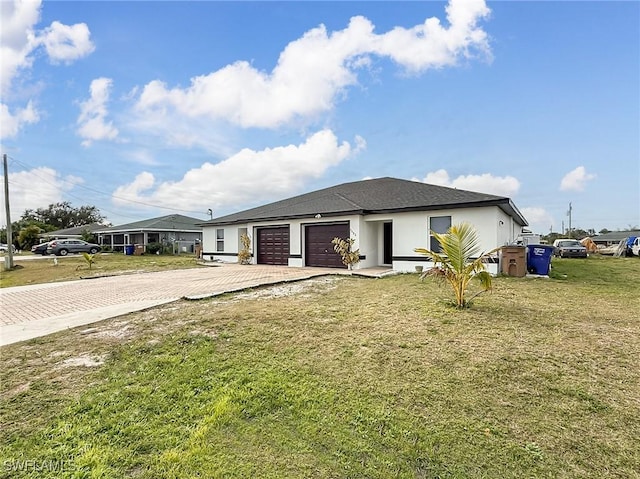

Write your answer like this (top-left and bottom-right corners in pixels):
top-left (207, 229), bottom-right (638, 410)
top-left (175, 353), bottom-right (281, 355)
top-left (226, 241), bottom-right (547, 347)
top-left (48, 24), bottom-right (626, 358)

top-left (47, 239), bottom-right (101, 256)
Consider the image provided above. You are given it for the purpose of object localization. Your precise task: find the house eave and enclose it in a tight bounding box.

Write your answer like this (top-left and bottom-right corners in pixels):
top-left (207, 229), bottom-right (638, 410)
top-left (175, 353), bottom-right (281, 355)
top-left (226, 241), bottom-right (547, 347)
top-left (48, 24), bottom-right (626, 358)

top-left (95, 228), bottom-right (203, 234)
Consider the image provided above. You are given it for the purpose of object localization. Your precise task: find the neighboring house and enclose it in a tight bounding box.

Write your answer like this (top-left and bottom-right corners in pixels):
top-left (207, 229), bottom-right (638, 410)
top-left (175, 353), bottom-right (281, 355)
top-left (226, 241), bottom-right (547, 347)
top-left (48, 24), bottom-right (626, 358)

top-left (592, 230), bottom-right (640, 246)
top-left (40, 223), bottom-right (104, 241)
top-left (95, 214), bottom-right (203, 253)
top-left (200, 177), bottom-right (528, 274)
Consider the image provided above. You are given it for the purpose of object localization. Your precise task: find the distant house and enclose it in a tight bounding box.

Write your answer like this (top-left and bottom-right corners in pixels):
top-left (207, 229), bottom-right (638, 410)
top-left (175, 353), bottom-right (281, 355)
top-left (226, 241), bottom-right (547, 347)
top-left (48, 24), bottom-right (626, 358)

top-left (200, 177), bottom-right (528, 274)
top-left (592, 230), bottom-right (640, 246)
top-left (94, 214), bottom-right (203, 253)
top-left (40, 223), bottom-right (104, 241)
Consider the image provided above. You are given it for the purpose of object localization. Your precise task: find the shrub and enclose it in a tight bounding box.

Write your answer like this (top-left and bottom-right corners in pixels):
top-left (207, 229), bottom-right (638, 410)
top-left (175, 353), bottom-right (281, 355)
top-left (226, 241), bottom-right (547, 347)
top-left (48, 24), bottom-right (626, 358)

top-left (331, 236), bottom-right (360, 270)
top-left (146, 242), bottom-right (163, 255)
top-left (238, 234), bottom-right (252, 265)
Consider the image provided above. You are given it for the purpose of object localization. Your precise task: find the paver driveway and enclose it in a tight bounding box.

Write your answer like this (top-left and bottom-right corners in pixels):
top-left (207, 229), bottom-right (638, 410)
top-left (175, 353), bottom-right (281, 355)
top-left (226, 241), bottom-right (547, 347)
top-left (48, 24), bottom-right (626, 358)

top-left (0, 263), bottom-right (341, 346)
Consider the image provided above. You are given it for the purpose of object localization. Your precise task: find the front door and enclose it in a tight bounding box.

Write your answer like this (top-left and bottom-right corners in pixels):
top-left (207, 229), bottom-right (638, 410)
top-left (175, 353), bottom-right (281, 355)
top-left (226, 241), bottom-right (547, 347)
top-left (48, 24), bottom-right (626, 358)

top-left (383, 222), bottom-right (392, 265)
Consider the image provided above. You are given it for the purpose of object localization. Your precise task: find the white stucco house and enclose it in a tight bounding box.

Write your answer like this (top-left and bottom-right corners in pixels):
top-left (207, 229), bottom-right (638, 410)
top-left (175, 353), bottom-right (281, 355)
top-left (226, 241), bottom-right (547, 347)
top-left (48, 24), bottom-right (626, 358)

top-left (200, 177), bottom-right (529, 274)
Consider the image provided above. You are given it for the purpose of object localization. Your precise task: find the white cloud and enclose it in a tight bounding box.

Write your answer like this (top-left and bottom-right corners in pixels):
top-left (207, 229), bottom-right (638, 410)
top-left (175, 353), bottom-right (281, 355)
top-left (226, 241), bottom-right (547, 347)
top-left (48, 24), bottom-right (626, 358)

top-left (1, 1), bottom-right (94, 94)
top-left (371, 0), bottom-right (491, 72)
top-left (127, 150), bottom-right (160, 167)
top-left (77, 78), bottom-right (119, 146)
top-left (112, 129), bottom-right (364, 212)
top-left (0, 0), bottom-right (94, 139)
top-left (0, 101), bottom-right (39, 140)
top-left (133, 0), bottom-right (491, 130)
top-left (520, 207), bottom-right (554, 234)
top-left (560, 166), bottom-right (596, 192)
top-left (419, 169), bottom-right (520, 197)
top-left (0, 0), bottom-right (41, 95)
top-left (39, 20), bottom-right (94, 64)
top-left (0, 167), bottom-right (83, 225)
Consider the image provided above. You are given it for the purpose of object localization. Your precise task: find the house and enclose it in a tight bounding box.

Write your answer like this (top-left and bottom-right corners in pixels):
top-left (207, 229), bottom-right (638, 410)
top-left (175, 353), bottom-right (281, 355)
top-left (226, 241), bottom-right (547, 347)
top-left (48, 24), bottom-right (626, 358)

top-left (592, 230), bottom-right (640, 246)
top-left (94, 214), bottom-right (203, 253)
top-left (200, 177), bottom-right (528, 273)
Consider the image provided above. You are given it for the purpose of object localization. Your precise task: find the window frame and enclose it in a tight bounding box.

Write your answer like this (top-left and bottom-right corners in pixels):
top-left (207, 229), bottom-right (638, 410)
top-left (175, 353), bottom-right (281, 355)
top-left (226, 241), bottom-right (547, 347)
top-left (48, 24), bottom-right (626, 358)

top-left (216, 229), bottom-right (225, 252)
top-left (429, 215), bottom-right (451, 253)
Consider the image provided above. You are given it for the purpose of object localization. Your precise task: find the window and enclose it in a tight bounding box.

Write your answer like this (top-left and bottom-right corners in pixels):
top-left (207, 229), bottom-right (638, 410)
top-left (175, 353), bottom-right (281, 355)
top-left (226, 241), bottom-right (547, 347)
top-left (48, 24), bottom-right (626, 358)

top-left (429, 216), bottom-right (451, 252)
top-left (216, 229), bottom-right (224, 252)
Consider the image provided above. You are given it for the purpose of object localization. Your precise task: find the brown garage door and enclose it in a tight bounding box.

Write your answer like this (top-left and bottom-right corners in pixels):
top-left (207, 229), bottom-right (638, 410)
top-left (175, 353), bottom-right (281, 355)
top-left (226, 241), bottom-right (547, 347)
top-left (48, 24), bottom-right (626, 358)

top-left (305, 223), bottom-right (349, 268)
top-left (257, 227), bottom-right (290, 265)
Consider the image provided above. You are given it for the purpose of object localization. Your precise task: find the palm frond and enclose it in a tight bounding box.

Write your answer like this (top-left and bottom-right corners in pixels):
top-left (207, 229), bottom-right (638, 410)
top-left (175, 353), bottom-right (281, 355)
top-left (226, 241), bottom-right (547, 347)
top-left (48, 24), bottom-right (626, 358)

top-left (414, 222), bottom-right (496, 309)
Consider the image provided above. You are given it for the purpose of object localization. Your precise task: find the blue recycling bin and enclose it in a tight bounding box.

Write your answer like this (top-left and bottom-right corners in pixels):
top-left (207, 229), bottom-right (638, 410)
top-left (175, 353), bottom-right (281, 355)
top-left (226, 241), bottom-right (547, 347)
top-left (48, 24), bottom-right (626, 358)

top-left (125, 245), bottom-right (135, 255)
top-left (526, 245), bottom-right (554, 275)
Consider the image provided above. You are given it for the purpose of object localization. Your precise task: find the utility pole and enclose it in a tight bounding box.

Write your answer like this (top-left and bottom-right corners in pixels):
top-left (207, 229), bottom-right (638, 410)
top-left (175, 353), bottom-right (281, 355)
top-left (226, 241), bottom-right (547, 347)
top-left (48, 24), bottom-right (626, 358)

top-left (3, 153), bottom-right (14, 270)
top-left (567, 202), bottom-right (573, 238)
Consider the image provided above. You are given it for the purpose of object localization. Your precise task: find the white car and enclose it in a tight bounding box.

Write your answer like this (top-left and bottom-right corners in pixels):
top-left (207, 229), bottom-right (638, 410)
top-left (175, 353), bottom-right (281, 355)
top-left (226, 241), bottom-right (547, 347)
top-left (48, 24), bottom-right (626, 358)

top-left (0, 243), bottom-right (16, 253)
top-left (632, 237), bottom-right (640, 257)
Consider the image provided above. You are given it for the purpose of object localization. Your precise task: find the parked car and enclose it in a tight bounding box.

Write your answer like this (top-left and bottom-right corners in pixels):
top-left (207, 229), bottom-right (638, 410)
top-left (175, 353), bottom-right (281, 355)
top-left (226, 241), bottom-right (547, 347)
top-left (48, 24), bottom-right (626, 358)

top-left (0, 243), bottom-right (16, 253)
top-left (46, 239), bottom-right (101, 256)
top-left (31, 241), bottom-right (52, 255)
top-left (631, 237), bottom-right (640, 257)
top-left (552, 239), bottom-right (588, 258)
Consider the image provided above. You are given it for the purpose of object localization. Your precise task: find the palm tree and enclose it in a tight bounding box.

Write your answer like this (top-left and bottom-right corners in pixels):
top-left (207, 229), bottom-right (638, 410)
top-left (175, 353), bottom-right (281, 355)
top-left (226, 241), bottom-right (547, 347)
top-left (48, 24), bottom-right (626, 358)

top-left (414, 222), bottom-right (499, 309)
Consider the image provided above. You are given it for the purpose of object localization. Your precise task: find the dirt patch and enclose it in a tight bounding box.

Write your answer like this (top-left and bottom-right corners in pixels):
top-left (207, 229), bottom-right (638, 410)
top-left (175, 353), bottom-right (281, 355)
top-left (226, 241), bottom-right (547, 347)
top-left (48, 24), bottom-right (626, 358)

top-left (59, 355), bottom-right (106, 368)
top-left (233, 276), bottom-right (342, 301)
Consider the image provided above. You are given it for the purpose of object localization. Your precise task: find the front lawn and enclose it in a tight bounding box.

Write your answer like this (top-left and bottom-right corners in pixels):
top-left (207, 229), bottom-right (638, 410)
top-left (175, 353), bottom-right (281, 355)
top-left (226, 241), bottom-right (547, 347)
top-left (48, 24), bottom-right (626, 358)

top-left (0, 253), bottom-right (202, 288)
top-left (1, 256), bottom-right (638, 478)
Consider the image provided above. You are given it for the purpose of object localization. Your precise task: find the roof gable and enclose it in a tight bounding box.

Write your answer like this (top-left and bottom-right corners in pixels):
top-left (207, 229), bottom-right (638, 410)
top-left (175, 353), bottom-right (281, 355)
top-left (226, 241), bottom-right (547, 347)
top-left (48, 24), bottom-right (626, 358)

top-left (203, 177), bottom-right (528, 226)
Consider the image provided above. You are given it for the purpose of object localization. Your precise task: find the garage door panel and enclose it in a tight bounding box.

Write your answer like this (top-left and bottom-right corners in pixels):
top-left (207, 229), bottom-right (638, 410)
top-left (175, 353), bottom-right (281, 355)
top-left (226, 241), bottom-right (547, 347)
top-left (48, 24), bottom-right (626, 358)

top-left (257, 227), bottom-right (289, 265)
top-left (305, 223), bottom-right (349, 268)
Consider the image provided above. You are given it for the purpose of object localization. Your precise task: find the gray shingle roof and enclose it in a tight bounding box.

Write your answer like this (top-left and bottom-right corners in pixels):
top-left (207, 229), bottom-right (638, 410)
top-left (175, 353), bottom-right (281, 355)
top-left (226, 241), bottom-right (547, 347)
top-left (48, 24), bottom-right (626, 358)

top-left (202, 177), bottom-right (528, 226)
top-left (593, 230), bottom-right (640, 242)
top-left (43, 223), bottom-right (104, 236)
top-left (95, 214), bottom-right (203, 233)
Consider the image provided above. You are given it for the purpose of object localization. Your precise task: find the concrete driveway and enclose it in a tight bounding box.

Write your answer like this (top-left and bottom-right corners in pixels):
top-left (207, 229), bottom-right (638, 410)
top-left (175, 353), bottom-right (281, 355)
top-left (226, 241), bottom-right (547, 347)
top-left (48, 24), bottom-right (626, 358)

top-left (0, 263), bottom-right (353, 346)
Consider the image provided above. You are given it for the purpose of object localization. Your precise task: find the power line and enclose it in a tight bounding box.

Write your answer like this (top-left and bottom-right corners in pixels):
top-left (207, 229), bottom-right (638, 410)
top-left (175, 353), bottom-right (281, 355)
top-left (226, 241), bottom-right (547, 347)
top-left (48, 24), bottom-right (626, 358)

top-left (6, 156), bottom-right (209, 216)
top-left (5, 177), bottom-right (145, 222)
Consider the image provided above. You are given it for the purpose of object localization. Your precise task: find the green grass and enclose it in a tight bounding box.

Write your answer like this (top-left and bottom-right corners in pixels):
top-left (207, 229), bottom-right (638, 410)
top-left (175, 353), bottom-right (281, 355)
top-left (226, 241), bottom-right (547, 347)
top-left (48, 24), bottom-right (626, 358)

top-left (0, 253), bottom-right (202, 288)
top-left (1, 256), bottom-right (639, 478)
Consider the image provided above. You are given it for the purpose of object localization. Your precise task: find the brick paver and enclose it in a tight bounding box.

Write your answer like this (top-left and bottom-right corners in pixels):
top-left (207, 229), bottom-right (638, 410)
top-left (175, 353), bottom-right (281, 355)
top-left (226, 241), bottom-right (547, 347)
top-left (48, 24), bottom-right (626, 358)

top-left (0, 264), bottom-right (345, 345)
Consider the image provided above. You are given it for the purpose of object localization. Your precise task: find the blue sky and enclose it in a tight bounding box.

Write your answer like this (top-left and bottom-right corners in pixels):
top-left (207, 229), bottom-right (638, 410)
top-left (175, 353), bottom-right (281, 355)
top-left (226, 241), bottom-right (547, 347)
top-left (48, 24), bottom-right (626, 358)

top-left (1, 0), bottom-right (638, 234)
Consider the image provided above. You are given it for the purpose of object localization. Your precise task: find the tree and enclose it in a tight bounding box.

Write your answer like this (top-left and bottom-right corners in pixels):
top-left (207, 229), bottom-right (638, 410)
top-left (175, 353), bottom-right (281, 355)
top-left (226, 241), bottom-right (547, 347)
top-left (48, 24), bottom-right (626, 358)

top-left (414, 222), bottom-right (498, 309)
top-left (21, 202), bottom-right (105, 229)
top-left (17, 225), bottom-right (43, 250)
top-left (80, 228), bottom-right (97, 243)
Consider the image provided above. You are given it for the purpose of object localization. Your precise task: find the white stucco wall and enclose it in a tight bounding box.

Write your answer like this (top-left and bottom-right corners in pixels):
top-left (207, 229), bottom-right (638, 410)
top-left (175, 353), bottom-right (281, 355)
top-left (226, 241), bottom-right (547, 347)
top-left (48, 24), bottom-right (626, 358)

top-left (389, 206), bottom-right (517, 274)
top-left (202, 206), bottom-right (523, 273)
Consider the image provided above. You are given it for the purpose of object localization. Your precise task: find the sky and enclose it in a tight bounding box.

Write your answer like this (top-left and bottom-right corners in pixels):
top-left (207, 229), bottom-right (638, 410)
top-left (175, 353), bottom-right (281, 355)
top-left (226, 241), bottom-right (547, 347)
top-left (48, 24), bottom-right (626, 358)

top-left (1, 0), bottom-right (638, 235)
